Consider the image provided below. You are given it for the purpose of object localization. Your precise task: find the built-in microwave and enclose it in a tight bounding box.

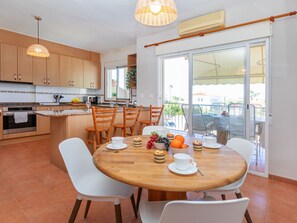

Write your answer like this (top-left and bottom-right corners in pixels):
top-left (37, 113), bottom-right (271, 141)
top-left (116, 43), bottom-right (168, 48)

top-left (83, 96), bottom-right (101, 104)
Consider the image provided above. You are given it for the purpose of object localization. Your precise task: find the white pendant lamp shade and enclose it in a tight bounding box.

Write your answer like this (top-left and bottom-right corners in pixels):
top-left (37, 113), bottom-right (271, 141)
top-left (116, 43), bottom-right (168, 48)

top-left (27, 43), bottom-right (50, 58)
top-left (135, 0), bottom-right (178, 26)
top-left (27, 16), bottom-right (50, 58)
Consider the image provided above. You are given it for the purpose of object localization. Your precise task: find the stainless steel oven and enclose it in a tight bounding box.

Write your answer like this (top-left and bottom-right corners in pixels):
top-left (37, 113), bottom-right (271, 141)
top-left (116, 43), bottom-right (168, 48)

top-left (2, 106), bottom-right (37, 134)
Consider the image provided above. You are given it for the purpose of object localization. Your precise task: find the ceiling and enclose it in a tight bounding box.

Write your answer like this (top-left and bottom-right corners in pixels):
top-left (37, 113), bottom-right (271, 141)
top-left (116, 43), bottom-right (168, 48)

top-left (0, 0), bottom-right (268, 52)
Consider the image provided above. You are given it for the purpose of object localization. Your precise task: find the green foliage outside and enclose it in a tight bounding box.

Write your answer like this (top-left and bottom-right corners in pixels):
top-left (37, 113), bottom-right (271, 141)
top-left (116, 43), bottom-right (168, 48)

top-left (164, 96), bottom-right (184, 118)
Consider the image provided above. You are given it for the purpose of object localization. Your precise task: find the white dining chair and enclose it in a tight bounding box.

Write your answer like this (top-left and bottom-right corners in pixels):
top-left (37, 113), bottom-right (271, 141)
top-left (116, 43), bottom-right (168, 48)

top-left (142, 125), bottom-right (169, 136)
top-left (201, 137), bottom-right (254, 223)
top-left (59, 137), bottom-right (137, 223)
top-left (140, 197), bottom-right (249, 223)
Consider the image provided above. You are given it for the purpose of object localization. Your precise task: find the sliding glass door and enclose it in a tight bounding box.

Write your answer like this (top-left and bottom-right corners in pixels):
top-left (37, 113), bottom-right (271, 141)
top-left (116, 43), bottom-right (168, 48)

top-left (162, 40), bottom-right (268, 175)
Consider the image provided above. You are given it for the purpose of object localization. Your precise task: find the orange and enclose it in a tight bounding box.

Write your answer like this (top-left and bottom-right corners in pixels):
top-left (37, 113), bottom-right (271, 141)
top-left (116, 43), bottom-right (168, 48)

top-left (174, 135), bottom-right (185, 144)
top-left (170, 139), bottom-right (183, 148)
top-left (181, 144), bottom-right (188, 149)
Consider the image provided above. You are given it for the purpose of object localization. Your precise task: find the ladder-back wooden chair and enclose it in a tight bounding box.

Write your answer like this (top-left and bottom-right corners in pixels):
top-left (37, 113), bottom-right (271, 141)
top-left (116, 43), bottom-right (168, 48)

top-left (85, 106), bottom-right (117, 152)
top-left (138, 105), bottom-right (164, 135)
top-left (113, 106), bottom-right (142, 137)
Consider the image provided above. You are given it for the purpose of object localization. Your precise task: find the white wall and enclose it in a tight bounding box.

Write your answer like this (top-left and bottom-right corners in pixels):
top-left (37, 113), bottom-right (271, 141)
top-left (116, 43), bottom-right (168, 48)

top-left (100, 45), bottom-right (137, 101)
top-left (136, 1), bottom-right (297, 180)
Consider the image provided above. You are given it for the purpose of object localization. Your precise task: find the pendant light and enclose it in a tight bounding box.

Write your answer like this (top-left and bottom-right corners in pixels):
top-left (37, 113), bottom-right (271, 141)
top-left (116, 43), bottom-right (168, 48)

top-left (135, 0), bottom-right (178, 26)
top-left (27, 16), bottom-right (50, 58)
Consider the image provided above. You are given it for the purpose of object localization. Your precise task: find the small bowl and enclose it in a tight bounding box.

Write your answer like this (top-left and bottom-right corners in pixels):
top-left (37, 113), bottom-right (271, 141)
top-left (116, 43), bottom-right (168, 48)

top-left (170, 146), bottom-right (189, 154)
top-left (154, 142), bottom-right (166, 150)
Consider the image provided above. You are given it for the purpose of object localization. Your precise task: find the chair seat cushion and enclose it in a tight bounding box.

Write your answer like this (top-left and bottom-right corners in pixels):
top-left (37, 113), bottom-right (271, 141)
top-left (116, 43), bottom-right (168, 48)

top-left (85, 126), bottom-right (94, 132)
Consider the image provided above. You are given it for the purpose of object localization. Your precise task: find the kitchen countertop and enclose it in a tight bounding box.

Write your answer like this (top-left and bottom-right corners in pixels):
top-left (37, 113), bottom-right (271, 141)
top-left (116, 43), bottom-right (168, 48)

top-left (36, 109), bottom-right (92, 117)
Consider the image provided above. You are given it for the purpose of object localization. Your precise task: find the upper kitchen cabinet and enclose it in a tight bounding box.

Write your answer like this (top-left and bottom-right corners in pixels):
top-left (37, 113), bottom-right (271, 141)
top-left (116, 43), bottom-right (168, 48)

top-left (59, 55), bottom-right (72, 87)
top-left (46, 53), bottom-right (59, 86)
top-left (83, 60), bottom-right (100, 89)
top-left (71, 57), bottom-right (84, 88)
top-left (59, 55), bottom-right (84, 88)
top-left (1, 44), bottom-right (33, 83)
top-left (33, 53), bottom-right (59, 86)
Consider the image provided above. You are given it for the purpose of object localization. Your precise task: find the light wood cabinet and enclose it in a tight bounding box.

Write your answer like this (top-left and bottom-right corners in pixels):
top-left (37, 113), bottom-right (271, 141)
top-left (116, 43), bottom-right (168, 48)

top-left (33, 57), bottom-right (47, 85)
top-left (59, 55), bottom-right (72, 87)
top-left (71, 57), bottom-right (84, 88)
top-left (83, 60), bottom-right (100, 89)
top-left (47, 53), bottom-right (59, 86)
top-left (0, 44), bottom-right (33, 83)
top-left (36, 107), bottom-right (51, 135)
top-left (34, 53), bottom-right (60, 86)
top-left (59, 55), bottom-right (84, 88)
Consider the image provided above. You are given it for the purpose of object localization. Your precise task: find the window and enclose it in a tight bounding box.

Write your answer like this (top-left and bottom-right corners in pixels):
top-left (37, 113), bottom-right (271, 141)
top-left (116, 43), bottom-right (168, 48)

top-left (105, 66), bottom-right (130, 101)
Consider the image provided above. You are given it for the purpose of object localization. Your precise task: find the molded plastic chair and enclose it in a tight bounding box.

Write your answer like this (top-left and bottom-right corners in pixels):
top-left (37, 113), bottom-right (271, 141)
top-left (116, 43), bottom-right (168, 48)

top-left (140, 197), bottom-right (249, 223)
top-left (202, 138), bottom-right (254, 223)
top-left (59, 138), bottom-right (137, 223)
top-left (113, 106), bottom-right (142, 137)
top-left (138, 105), bottom-right (164, 134)
top-left (142, 125), bottom-right (169, 136)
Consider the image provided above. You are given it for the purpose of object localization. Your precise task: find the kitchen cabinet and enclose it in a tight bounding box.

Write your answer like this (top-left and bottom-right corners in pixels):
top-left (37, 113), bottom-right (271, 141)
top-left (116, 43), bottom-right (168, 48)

top-left (33, 53), bottom-right (59, 86)
top-left (59, 55), bottom-right (83, 88)
top-left (59, 55), bottom-right (72, 87)
top-left (71, 57), bottom-right (84, 88)
top-left (0, 44), bottom-right (33, 83)
top-left (36, 107), bottom-right (50, 135)
top-left (83, 60), bottom-right (100, 89)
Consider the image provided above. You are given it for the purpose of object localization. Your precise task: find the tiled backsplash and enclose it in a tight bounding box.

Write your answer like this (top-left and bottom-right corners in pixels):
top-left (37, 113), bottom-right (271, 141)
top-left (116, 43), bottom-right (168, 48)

top-left (0, 82), bottom-right (103, 103)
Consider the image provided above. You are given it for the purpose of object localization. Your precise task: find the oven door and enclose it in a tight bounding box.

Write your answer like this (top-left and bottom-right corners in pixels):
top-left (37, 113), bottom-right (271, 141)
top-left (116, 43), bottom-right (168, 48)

top-left (3, 112), bottom-right (36, 134)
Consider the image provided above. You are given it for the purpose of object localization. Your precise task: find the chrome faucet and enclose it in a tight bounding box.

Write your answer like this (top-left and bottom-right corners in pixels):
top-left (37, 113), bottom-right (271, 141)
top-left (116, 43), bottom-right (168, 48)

top-left (53, 94), bottom-right (64, 103)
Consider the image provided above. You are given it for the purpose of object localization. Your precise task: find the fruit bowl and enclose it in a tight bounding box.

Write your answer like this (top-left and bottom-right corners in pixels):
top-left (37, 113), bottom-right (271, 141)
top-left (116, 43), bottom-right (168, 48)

top-left (170, 145), bottom-right (189, 154)
top-left (154, 142), bottom-right (166, 150)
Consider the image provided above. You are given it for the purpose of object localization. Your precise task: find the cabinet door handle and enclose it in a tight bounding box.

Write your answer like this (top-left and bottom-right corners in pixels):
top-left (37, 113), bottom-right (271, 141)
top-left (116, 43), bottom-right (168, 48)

top-left (18, 74), bottom-right (21, 81)
top-left (72, 81), bottom-right (74, 87)
top-left (47, 78), bottom-right (50, 85)
top-left (44, 78), bottom-right (47, 84)
top-left (69, 80), bottom-right (71, 86)
top-left (14, 73), bottom-right (17, 80)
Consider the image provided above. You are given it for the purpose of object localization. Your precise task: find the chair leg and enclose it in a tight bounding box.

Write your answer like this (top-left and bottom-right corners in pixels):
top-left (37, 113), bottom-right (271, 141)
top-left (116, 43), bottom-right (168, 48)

top-left (69, 199), bottom-right (82, 223)
top-left (136, 187), bottom-right (143, 212)
top-left (114, 204), bottom-right (122, 223)
top-left (221, 194), bottom-right (226, 200)
top-left (85, 131), bottom-right (90, 145)
top-left (235, 192), bottom-right (252, 223)
top-left (130, 194), bottom-right (138, 218)
top-left (113, 127), bottom-right (117, 136)
top-left (84, 200), bottom-right (91, 218)
top-left (138, 123), bottom-right (143, 135)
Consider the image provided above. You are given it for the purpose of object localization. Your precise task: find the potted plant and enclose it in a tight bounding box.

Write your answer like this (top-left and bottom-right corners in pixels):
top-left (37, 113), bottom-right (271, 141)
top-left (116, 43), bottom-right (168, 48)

top-left (126, 68), bottom-right (137, 89)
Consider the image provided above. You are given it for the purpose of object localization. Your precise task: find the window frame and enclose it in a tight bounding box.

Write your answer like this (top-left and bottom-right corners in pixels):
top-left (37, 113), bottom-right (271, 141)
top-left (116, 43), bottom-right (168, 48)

top-left (104, 66), bottom-right (131, 102)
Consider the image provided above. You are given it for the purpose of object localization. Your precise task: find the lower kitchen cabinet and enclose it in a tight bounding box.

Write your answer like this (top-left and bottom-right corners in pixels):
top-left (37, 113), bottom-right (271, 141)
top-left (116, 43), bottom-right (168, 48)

top-left (36, 107), bottom-right (51, 135)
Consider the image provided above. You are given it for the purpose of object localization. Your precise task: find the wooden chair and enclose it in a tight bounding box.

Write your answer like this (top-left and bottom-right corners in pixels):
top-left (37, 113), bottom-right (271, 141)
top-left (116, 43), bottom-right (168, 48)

top-left (85, 106), bottom-right (117, 152)
top-left (113, 106), bottom-right (142, 137)
top-left (138, 105), bottom-right (164, 134)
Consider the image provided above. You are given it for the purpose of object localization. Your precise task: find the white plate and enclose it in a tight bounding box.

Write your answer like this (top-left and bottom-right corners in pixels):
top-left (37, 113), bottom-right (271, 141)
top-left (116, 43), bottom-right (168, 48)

top-left (106, 143), bottom-right (128, 150)
top-left (202, 142), bottom-right (221, 149)
top-left (168, 163), bottom-right (198, 175)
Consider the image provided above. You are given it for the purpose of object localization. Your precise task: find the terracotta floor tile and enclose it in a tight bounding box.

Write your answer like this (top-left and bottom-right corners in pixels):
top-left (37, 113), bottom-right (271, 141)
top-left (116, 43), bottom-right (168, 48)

top-left (0, 139), bottom-right (297, 223)
top-left (0, 196), bottom-right (29, 223)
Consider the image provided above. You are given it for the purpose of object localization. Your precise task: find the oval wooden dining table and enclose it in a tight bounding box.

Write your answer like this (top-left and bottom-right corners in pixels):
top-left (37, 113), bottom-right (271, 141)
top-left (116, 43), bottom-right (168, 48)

top-left (93, 135), bottom-right (247, 201)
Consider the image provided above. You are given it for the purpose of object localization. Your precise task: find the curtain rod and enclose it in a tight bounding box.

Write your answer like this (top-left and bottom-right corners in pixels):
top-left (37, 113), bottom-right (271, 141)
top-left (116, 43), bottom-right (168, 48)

top-left (144, 11), bottom-right (297, 48)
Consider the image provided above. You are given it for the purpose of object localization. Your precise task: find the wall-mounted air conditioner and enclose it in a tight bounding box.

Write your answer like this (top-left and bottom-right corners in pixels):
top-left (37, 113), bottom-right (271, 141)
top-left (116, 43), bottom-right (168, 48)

top-left (178, 11), bottom-right (225, 36)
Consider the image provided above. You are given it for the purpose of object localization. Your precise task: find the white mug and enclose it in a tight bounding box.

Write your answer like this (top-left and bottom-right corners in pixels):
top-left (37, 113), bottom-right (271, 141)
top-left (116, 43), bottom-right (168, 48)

top-left (111, 137), bottom-right (124, 148)
top-left (204, 136), bottom-right (217, 145)
top-left (174, 153), bottom-right (196, 170)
